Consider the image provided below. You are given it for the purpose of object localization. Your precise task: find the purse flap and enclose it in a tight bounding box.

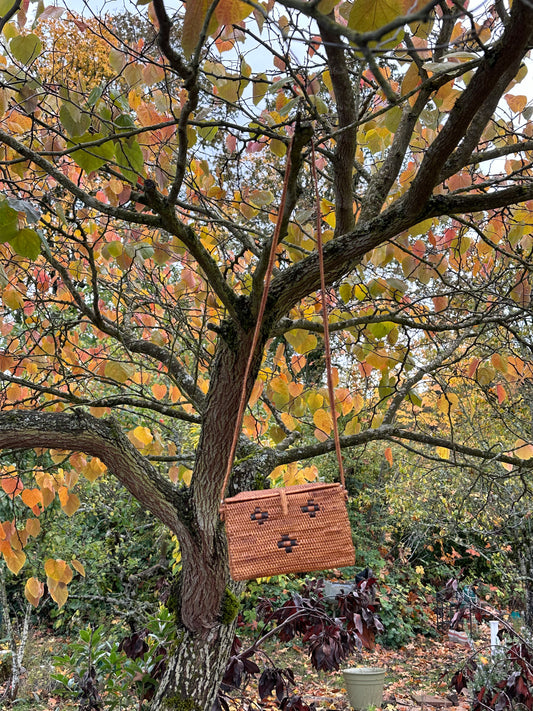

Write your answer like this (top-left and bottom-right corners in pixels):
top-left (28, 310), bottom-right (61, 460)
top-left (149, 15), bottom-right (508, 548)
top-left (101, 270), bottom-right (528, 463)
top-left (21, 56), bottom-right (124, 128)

top-left (222, 482), bottom-right (343, 506)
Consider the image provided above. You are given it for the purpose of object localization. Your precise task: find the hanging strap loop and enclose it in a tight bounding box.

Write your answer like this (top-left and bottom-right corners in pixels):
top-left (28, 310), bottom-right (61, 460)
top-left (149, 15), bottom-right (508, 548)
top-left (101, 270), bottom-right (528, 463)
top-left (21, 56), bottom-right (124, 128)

top-left (220, 132), bottom-right (346, 507)
top-left (310, 140), bottom-right (346, 489)
top-left (220, 135), bottom-right (296, 505)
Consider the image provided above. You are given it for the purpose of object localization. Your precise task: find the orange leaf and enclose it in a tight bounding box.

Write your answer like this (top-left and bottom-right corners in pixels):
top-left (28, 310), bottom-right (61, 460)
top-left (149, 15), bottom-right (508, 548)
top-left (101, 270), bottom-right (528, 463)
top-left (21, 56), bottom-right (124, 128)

top-left (1, 476), bottom-right (23, 497)
top-left (215, 0), bottom-right (252, 25)
top-left (151, 383), bottom-right (167, 400)
top-left (496, 383), bottom-right (506, 404)
top-left (21, 488), bottom-right (43, 510)
top-left (467, 357), bottom-right (480, 378)
top-left (26, 518), bottom-right (41, 537)
top-left (384, 447), bottom-right (393, 466)
top-left (182, 0), bottom-right (210, 59)
top-left (505, 94), bottom-right (527, 113)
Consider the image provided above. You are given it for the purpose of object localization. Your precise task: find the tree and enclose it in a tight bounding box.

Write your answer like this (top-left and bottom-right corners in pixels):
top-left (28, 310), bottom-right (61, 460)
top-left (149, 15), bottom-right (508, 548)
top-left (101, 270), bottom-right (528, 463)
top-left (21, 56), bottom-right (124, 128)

top-left (2, 0), bottom-right (533, 708)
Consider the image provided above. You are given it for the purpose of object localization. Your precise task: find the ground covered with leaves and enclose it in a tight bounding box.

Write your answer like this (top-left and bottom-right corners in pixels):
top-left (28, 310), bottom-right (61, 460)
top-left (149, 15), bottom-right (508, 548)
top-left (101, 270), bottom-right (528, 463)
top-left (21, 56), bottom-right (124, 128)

top-left (2, 618), bottom-right (495, 710)
top-left (228, 626), bottom-right (481, 711)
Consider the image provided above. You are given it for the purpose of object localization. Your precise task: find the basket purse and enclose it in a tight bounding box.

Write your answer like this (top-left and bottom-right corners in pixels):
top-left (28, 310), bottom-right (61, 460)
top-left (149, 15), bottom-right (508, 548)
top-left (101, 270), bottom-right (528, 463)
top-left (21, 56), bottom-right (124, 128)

top-left (220, 136), bottom-right (355, 581)
top-left (221, 482), bottom-right (354, 581)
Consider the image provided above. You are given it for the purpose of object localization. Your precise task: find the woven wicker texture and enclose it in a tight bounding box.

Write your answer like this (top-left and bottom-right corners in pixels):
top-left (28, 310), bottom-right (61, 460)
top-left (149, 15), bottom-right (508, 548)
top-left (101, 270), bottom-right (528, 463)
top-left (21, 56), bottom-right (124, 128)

top-left (221, 482), bottom-right (355, 581)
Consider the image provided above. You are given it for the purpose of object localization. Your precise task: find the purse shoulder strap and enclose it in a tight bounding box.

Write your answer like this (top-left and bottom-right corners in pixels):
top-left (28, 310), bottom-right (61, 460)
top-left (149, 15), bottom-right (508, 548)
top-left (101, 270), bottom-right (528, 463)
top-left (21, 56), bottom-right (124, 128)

top-left (311, 141), bottom-right (346, 488)
top-left (220, 133), bottom-right (345, 505)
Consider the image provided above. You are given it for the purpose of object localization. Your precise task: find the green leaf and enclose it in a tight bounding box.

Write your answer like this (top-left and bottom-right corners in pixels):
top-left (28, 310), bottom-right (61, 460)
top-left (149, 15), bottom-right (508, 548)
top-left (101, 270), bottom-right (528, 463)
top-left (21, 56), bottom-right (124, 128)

top-left (0, 201), bottom-right (19, 241)
top-left (115, 139), bottom-right (144, 184)
top-left (9, 228), bottom-right (41, 259)
top-left (69, 133), bottom-right (115, 173)
top-left (59, 102), bottom-right (90, 138)
top-left (0, 0), bottom-right (16, 14)
top-left (10, 34), bottom-right (42, 65)
top-left (348, 0), bottom-right (404, 46)
top-left (109, 47), bottom-right (126, 73)
top-left (114, 113), bottom-right (136, 132)
top-left (86, 85), bottom-right (104, 108)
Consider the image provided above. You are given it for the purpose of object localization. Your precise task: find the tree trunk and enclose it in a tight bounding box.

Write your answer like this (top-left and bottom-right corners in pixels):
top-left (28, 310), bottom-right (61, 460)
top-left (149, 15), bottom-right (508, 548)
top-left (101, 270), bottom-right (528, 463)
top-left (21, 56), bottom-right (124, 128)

top-left (149, 609), bottom-right (241, 711)
top-left (149, 327), bottom-right (259, 710)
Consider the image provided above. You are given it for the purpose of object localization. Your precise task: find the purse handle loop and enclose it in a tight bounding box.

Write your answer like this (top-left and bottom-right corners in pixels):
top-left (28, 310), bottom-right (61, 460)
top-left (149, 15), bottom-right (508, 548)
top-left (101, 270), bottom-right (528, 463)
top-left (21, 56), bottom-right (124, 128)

top-left (310, 141), bottom-right (346, 488)
top-left (220, 133), bottom-right (345, 505)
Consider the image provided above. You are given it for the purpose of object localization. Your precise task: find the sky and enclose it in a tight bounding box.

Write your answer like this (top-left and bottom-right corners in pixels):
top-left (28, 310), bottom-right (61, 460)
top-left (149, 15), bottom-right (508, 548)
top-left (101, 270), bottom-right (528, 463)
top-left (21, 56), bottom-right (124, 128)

top-left (60, 0), bottom-right (138, 15)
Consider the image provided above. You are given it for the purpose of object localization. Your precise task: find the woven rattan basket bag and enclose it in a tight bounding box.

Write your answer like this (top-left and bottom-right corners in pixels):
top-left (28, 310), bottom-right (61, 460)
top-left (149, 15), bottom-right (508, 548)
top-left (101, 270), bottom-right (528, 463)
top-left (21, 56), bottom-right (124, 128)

top-left (220, 136), bottom-right (355, 581)
top-left (221, 482), bottom-right (355, 580)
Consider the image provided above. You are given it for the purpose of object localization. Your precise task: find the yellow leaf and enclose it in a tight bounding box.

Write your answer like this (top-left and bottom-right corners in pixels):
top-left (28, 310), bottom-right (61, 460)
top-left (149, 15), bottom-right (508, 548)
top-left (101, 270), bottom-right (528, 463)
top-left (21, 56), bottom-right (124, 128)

top-left (25, 577), bottom-right (45, 607)
top-left (313, 408), bottom-right (333, 435)
top-left (129, 426), bottom-right (153, 447)
top-left (178, 466), bottom-right (192, 486)
top-left (280, 412), bottom-right (295, 430)
top-left (437, 393), bottom-right (459, 415)
top-left (104, 360), bottom-right (135, 384)
top-left (71, 559), bottom-right (86, 577)
top-left (81, 457), bottom-right (106, 483)
top-left (270, 138), bottom-right (286, 157)
top-left (47, 579), bottom-right (68, 608)
top-left (339, 283), bottom-right (352, 303)
top-left (4, 549), bottom-right (26, 575)
top-left (44, 558), bottom-right (73, 584)
top-left (269, 376), bottom-right (290, 408)
top-left (436, 446), bottom-right (450, 460)
top-left (253, 73), bottom-right (269, 105)
top-left (307, 391), bottom-right (324, 412)
top-left (349, 0), bottom-right (405, 46)
top-left (476, 364), bottom-right (495, 386)
top-left (58, 487), bottom-right (80, 516)
top-left (514, 440), bottom-right (533, 459)
top-left (285, 329), bottom-right (318, 354)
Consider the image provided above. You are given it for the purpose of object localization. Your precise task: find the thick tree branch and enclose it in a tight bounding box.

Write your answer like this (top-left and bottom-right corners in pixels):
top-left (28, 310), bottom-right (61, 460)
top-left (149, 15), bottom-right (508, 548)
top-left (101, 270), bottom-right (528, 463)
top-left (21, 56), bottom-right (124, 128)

top-left (404, 0), bottom-right (533, 212)
top-left (0, 411), bottom-right (186, 536)
top-left (317, 16), bottom-right (358, 236)
top-left (271, 423), bottom-right (533, 472)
